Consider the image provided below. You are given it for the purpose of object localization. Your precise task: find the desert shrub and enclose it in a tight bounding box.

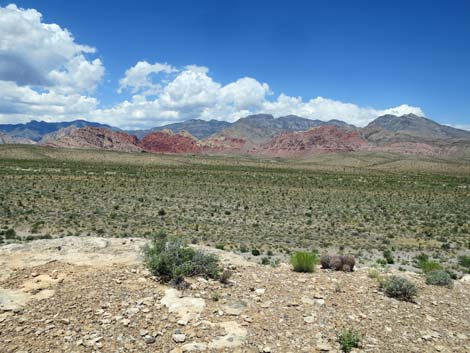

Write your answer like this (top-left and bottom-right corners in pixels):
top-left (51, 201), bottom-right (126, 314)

top-left (291, 251), bottom-right (318, 273)
top-left (320, 254), bottom-right (331, 269)
top-left (338, 329), bottom-right (361, 353)
top-left (251, 248), bottom-right (261, 256)
top-left (239, 244), bottom-right (249, 253)
top-left (418, 259), bottom-right (443, 273)
top-left (158, 209), bottom-right (166, 216)
top-left (4, 228), bottom-right (16, 239)
top-left (458, 255), bottom-right (470, 269)
top-left (143, 232), bottom-right (220, 282)
top-left (368, 268), bottom-right (380, 280)
top-left (219, 270), bottom-right (232, 284)
top-left (320, 253), bottom-right (355, 272)
top-left (380, 276), bottom-right (417, 301)
top-left (211, 292), bottom-right (220, 301)
top-left (342, 255), bottom-right (356, 271)
top-left (383, 249), bottom-right (394, 264)
top-left (261, 257), bottom-right (270, 265)
top-left (215, 243), bottom-right (225, 250)
top-left (425, 270), bottom-right (453, 287)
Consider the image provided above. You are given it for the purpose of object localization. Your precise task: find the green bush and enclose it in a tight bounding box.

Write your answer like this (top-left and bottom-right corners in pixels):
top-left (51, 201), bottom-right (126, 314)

top-left (380, 276), bottom-right (417, 301)
top-left (383, 249), bottom-right (394, 264)
top-left (143, 232), bottom-right (220, 282)
top-left (425, 270), bottom-right (453, 287)
top-left (414, 253), bottom-right (443, 273)
top-left (419, 260), bottom-right (443, 273)
top-left (338, 329), bottom-right (361, 353)
top-left (251, 248), bottom-right (261, 256)
top-left (291, 251), bottom-right (319, 273)
top-left (4, 228), bottom-right (16, 239)
top-left (458, 255), bottom-right (470, 269)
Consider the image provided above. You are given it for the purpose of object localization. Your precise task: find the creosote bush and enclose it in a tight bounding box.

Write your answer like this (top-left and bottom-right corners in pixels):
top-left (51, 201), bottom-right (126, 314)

top-left (291, 251), bottom-right (319, 273)
top-left (415, 253), bottom-right (443, 273)
top-left (143, 231), bottom-right (220, 283)
top-left (380, 275), bottom-right (417, 301)
top-left (321, 253), bottom-right (355, 272)
top-left (425, 270), bottom-right (453, 287)
top-left (338, 329), bottom-right (361, 353)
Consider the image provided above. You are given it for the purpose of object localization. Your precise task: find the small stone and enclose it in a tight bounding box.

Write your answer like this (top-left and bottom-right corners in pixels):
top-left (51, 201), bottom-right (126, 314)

top-left (303, 316), bottom-right (315, 324)
top-left (140, 329), bottom-right (149, 336)
top-left (173, 333), bottom-right (186, 343)
top-left (317, 343), bottom-right (332, 351)
top-left (255, 288), bottom-right (266, 295)
top-left (144, 335), bottom-right (156, 344)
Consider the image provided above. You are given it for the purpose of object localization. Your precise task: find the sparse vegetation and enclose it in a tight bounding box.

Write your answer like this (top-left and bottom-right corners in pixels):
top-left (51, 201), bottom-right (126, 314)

top-left (415, 254), bottom-right (443, 273)
top-left (143, 232), bottom-right (220, 282)
top-left (0, 145), bottom-right (469, 273)
top-left (338, 329), bottom-right (362, 353)
top-left (425, 270), bottom-right (453, 287)
top-left (291, 251), bottom-right (318, 272)
top-left (380, 276), bottom-right (417, 301)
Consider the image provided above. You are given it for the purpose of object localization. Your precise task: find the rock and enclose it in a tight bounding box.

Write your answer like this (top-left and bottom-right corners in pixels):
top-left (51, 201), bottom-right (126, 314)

top-left (255, 288), bottom-right (266, 295)
top-left (317, 343), bottom-right (332, 351)
top-left (304, 316), bottom-right (315, 324)
top-left (223, 301), bottom-right (247, 316)
top-left (161, 289), bottom-right (205, 326)
top-left (301, 297), bottom-right (315, 305)
top-left (173, 333), bottom-right (186, 343)
top-left (121, 319), bottom-right (130, 326)
top-left (140, 329), bottom-right (149, 336)
top-left (144, 335), bottom-right (156, 344)
top-left (0, 288), bottom-right (31, 312)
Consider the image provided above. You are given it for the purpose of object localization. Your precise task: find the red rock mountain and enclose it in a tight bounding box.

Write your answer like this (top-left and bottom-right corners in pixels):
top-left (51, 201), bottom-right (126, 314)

top-left (258, 126), bottom-right (368, 156)
top-left (138, 130), bottom-right (201, 154)
top-left (42, 127), bottom-right (142, 152)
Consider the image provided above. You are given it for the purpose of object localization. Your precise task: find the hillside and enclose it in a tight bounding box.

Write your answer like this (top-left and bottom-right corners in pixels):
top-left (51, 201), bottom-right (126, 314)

top-left (129, 119), bottom-right (231, 140)
top-left (42, 127), bottom-right (142, 152)
top-left (139, 130), bottom-right (201, 154)
top-left (364, 114), bottom-right (470, 142)
top-left (258, 126), bottom-right (367, 156)
top-left (0, 132), bottom-right (35, 145)
top-left (215, 114), bottom-right (353, 144)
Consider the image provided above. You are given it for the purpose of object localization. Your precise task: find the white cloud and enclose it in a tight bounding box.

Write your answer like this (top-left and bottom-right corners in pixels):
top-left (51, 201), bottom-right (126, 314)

top-left (449, 124), bottom-right (470, 131)
top-left (0, 3), bottom-right (103, 124)
top-left (118, 61), bottom-right (177, 95)
top-left (0, 4), bottom-right (425, 129)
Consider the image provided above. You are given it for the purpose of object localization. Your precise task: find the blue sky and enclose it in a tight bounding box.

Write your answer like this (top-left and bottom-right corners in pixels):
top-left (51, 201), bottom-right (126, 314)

top-left (0, 0), bottom-right (469, 129)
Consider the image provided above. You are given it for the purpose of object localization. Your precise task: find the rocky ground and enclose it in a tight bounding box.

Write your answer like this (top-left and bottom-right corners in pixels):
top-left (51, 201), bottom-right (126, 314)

top-left (0, 237), bottom-right (469, 353)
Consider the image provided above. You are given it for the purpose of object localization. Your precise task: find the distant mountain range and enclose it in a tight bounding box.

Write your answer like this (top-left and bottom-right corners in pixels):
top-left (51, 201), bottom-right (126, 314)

top-left (1, 113), bottom-right (470, 157)
top-left (0, 120), bottom-right (115, 142)
top-left (127, 119), bottom-right (231, 140)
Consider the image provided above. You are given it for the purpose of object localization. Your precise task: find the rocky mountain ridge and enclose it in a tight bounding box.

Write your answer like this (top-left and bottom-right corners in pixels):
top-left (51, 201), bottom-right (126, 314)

top-left (2, 114), bottom-right (470, 156)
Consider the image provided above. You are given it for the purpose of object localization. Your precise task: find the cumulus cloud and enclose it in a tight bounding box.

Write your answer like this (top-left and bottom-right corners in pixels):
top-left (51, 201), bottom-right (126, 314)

top-left (94, 61), bottom-right (422, 129)
top-left (118, 61), bottom-right (177, 95)
top-left (0, 4), bottom-right (424, 129)
top-left (0, 3), bottom-right (103, 124)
